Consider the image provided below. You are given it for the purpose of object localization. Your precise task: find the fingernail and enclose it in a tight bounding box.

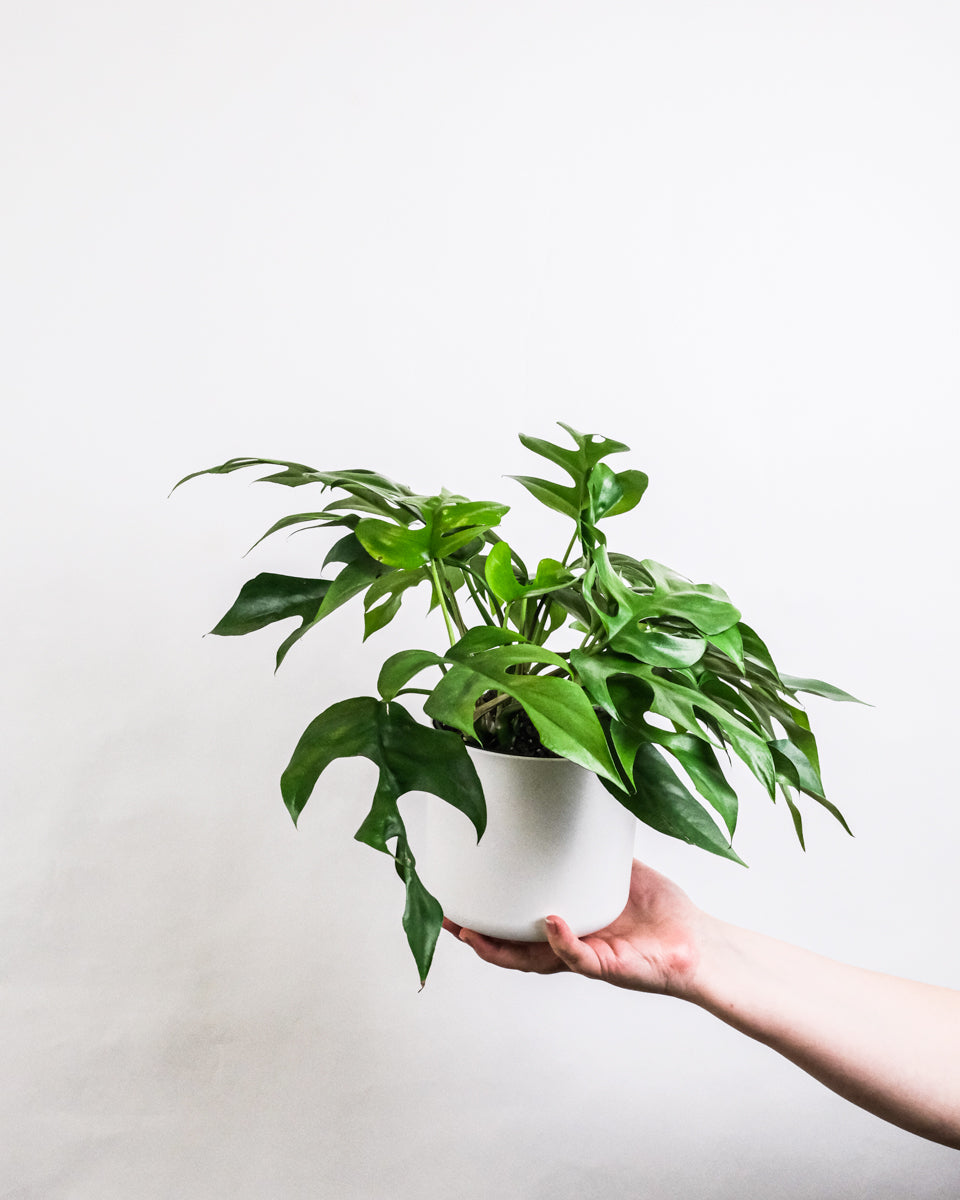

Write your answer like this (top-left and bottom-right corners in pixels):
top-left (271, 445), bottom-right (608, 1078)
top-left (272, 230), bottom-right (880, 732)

top-left (545, 917), bottom-right (558, 933)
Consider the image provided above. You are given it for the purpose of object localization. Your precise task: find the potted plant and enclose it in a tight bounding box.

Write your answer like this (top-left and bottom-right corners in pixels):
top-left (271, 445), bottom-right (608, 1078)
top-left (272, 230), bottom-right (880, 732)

top-left (173, 423), bottom-right (861, 985)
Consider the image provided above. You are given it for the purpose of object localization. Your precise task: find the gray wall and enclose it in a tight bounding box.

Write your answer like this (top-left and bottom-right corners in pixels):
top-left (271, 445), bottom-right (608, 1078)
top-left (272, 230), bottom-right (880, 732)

top-left (4, 2), bottom-right (959, 1195)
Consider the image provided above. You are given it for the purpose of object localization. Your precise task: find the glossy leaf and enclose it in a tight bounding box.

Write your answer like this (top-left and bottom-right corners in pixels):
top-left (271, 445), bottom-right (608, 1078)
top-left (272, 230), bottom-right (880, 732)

top-left (601, 746), bottom-right (745, 865)
top-left (245, 511), bottom-right (351, 554)
top-left (508, 474), bottom-right (580, 519)
top-left (170, 457), bottom-right (319, 495)
top-left (706, 624), bottom-right (745, 674)
top-left (378, 649), bottom-right (445, 702)
top-left (781, 676), bottom-right (867, 705)
top-left (425, 661), bottom-right (620, 784)
top-left (315, 533), bottom-right (390, 621)
top-left (446, 626), bottom-right (525, 659)
top-left (209, 572), bottom-right (332, 668)
top-left (571, 651), bottom-right (776, 796)
top-left (634, 727), bottom-right (739, 837)
top-left (355, 519), bottom-right (432, 568)
top-left (362, 568), bottom-right (429, 640)
top-left (281, 697), bottom-right (486, 984)
top-left (770, 739), bottom-right (853, 835)
top-left (604, 470), bottom-right (649, 518)
top-left (610, 625), bottom-right (707, 669)
top-left (587, 464), bottom-right (624, 522)
top-left (484, 542), bottom-right (574, 604)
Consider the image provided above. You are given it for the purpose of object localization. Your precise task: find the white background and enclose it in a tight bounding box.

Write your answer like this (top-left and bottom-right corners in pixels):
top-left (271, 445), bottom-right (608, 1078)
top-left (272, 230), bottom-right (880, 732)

top-left (3, 2), bottom-right (960, 1195)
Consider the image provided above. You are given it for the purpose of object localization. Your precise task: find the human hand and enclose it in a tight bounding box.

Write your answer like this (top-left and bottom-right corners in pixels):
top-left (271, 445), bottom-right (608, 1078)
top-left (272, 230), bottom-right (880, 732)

top-left (444, 859), bottom-right (707, 997)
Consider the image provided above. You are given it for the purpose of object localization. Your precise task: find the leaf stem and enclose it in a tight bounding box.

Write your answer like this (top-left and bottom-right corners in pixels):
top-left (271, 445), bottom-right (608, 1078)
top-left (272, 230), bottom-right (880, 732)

top-left (429, 560), bottom-right (458, 646)
top-left (473, 691), bottom-right (511, 720)
top-left (462, 570), bottom-right (496, 626)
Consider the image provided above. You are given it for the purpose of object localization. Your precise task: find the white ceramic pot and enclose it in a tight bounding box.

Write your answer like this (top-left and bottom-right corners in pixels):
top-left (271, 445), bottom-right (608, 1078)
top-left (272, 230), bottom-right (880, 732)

top-left (413, 746), bottom-right (637, 942)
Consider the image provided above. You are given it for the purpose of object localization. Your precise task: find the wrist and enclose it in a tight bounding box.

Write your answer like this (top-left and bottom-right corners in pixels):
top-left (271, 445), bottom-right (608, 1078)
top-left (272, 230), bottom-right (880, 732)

top-left (669, 911), bottom-right (741, 1006)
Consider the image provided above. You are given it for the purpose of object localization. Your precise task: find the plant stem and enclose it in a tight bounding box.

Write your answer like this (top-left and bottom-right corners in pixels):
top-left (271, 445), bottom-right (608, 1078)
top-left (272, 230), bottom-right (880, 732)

top-left (429, 560), bottom-right (458, 646)
top-left (473, 691), bottom-right (511, 720)
top-left (463, 570), bottom-right (495, 626)
top-left (560, 529), bottom-right (579, 568)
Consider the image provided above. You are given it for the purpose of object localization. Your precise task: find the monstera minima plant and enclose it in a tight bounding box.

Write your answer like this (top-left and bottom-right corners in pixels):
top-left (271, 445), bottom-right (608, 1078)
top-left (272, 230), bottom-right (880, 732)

top-left (173, 423), bottom-right (862, 984)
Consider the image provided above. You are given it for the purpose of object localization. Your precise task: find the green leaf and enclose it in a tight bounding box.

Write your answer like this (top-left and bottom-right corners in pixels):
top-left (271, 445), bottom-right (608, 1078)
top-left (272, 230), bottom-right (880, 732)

top-left (314, 533), bottom-right (391, 621)
top-left (739, 623), bottom-right (783, 683)
top-left (570, 651), bottom-right (776, 797)
top-left (484, 540), bottom-right (527, 602)
top-left (394, 832), bottom-right (443, 988)
top-left (770, 740), bottom-right (853, 835)
top-left (446, 626), bottom-right (525, 659)
top-left (483, 542), bottom-right (574, 604)
top-left (610, 625), bottom-right (707, 669)
top-left (209, 573), bottom-right (328, 637)
top-left (362, 568), bottom-right (429, 640)
top-left (355, 519), bottom-right (432, 568)
top-left (244, 511), bottom-right (353, 555)
top-left (587, 464), bottom-right (624, 522)
top-left (170, 457), bottom-right (319, 495)
top-left (281, 697), bottom-right (486, 985)
top-left (601, 745), bottom-right (745, 865)
top-left (604, 470), bottom-right (649, 518)
top-left (780, 675), bottom-right (867, 705)
top-left (783, 788), bottom-right (806, 850)
top-left (378, 649), bottom-right (445, 702)
top-left (629, 561), bottom-right (741, 637)
top-left (641, 727), bottom-right (739, 837)
top-left (706, 625), bottom-right (745, 674)
top-left (508, 475), bottom-right (580, 519)
top-left (209, 572), bottom-right (332, 668)
top-left (425, 662), bottom-right (620, 784)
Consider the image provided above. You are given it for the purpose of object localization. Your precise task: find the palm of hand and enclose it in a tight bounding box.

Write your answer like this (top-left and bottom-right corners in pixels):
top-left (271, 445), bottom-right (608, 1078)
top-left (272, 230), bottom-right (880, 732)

top-left (445, 860), bottom-right (703, 997)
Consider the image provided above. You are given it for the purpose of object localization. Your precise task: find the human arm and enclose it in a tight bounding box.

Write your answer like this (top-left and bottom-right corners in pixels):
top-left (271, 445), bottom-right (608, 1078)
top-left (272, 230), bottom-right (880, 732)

top-left (445, 860), bottom-right (960, 1150)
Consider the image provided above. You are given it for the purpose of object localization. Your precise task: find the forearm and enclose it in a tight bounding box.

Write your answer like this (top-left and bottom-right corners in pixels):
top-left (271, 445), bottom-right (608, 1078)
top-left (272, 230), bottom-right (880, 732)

top-left (685, 917), bottom-right (960, 1150)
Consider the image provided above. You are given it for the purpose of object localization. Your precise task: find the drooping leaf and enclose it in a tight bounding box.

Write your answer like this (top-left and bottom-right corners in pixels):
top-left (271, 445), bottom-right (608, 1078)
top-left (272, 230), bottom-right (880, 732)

top-left (640, 727), bottom-right (739, 837)
top-left (610, 625), bottom-right (707, 669)
top-left (209, 572), bottom-right (332, 668)
top-left (362, 568), bottom-right (429, 640)
top-left (209, 573), bottom-right (328, 637)
top-left (280, 697), bottom-right (486, 985)
top-left (780, 675), bottom-right (867, 705)
top-left (170, 457), bottom-right (319, 495)
top-left (313, 533), bottom-right (391, 621)
top-left (783, 787), bottom-right (806, 850)
top-left (244, 511), bottom-right (355, 555)
top-left (570, 651), bottom-right (776, 796)
top-left (394, 831), bottom-right (443, 987)
top-left (601, 745), bottom-right (745, 865)
top-left (739, 623), bottom-right (783, 683)
top-left (770, 739), bottom-right (853, 835)
top-left (706, 624), bottom-right (745, 674)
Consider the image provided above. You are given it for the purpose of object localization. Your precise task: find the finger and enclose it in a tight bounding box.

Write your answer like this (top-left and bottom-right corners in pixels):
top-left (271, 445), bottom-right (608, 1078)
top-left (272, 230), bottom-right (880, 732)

top-left (544, 916), bottom-right (600, 977)
top-left (442, 918), bottom-right (464, 938)
top-left (459, 928), bottom-right (558, 973)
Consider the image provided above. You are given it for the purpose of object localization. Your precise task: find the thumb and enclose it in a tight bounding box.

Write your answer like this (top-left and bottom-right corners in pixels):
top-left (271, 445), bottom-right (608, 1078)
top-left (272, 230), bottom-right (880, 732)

top-left (544, 916), bottom-right (600, 978)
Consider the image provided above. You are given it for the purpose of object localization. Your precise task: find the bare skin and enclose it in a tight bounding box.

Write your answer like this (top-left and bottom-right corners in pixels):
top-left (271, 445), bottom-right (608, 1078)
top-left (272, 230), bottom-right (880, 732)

top-left (444, 859), bottom-right (960, 1151)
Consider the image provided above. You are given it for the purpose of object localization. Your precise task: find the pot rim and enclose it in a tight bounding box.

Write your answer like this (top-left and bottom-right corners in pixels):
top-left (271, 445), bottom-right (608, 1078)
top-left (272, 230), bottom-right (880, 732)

top-left (465, 743), bottom-right (574, 767)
